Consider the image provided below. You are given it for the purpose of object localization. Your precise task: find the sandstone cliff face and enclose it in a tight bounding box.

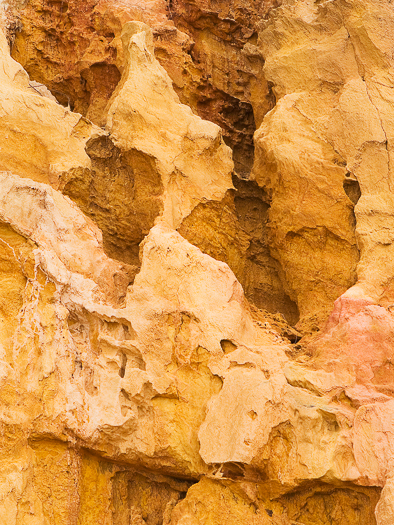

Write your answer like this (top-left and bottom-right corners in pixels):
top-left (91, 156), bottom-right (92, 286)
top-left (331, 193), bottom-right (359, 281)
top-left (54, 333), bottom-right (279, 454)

top-left (2, 0), bottom-right (394, 524)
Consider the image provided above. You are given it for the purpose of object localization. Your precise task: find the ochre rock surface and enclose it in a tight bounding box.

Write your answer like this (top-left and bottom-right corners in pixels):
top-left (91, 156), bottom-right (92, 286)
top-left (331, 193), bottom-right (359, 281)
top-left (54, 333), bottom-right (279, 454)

top-left (0, 26), bottom-right (100, 185)
top-left (252, 0), bottom-right (394, 331)
top-left (2, 0), bottom-right (394, 524)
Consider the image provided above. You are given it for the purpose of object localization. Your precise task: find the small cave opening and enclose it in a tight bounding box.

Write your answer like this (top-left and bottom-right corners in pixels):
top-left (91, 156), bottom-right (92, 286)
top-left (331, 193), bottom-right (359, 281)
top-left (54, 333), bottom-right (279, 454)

top-left (343, 174), bottom-right (361, 205)
top-left (220, 462), bottom-right (246, 480)
top-left (59, 135), bottom-right (164, 269)
top-left (220, 339), bottom-right (238, 354)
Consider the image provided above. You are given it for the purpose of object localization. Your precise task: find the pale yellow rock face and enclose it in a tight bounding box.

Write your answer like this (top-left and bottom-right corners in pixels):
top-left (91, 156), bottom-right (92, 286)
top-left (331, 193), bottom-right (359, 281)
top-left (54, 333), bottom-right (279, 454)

top-left (3, 0), bottom-right (394, 524)
top-left (105, 21), bottom-right (233, 230)
top-left (0, 27), bottom-right (100, 186)
top-left (252, 0), bottom-right (394, 330)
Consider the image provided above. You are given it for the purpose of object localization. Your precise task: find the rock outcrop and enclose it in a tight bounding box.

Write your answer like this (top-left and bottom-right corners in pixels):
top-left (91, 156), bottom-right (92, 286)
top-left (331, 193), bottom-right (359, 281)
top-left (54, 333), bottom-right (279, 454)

top-left (2, 0), bottom-right (394, 524)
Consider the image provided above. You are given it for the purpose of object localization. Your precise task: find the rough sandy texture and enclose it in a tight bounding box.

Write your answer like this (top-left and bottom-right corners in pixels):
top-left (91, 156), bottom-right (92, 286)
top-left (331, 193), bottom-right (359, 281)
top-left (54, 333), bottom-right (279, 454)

top-left (1, 0), bottom-right (394, 523)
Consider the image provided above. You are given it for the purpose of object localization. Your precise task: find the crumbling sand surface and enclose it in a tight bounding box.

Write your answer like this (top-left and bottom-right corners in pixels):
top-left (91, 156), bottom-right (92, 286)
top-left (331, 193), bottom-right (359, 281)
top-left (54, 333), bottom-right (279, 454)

top-left (1, 0), bottom-right (394, 523)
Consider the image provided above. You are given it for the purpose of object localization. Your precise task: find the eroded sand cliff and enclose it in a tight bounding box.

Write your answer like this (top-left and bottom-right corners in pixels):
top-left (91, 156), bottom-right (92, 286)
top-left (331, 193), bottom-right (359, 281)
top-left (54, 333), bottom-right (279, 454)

top-left (1, 0), bottom-right (394, 523)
